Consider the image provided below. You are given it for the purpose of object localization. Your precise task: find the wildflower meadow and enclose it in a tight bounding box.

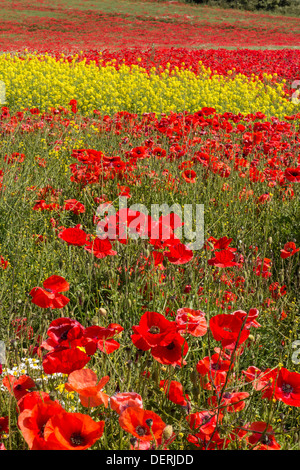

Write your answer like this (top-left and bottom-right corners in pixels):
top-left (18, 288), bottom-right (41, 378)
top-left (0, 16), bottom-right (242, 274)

top-left (0, 0), bottom-right (299, 453)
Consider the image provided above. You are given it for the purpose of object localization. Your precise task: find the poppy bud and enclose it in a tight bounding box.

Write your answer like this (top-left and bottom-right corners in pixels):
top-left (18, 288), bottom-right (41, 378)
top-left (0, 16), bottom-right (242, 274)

top-left (248, 334), bottom-right (255, 341)
top-left (98, 307), bottom-right (107, 316)
top-left (91, 316), bottom-right (99, 325)
top-left (162, 425), bottom-right (173, 441)
top-left (190, 370), bottom-right (199, 386)
top-left (145, 418), bottom-right (153, 428)
top-left (152, 368), bottom-right (159, 384)
top-left (192, 385), bottom-right (200, 399)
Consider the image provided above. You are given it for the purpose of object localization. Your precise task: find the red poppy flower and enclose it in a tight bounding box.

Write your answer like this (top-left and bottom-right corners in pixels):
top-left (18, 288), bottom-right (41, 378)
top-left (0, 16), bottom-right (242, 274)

top-left (110, 392), bottom-right (143, 415)
top-left (119, 407), bottom-right (166, 442)
top-left (84, 238), bottom-right (117, 258)
top-left (18, 401), bottom-right (65, 450)
top-left (69, 99), bottom-right (77, 113)
top-left (58, 227), bottom-right (88, 246)
top-left (187, 410), bottom-right (221, 438)
top-left (274, 367), bottom-right (300, 407)
top-left (0, 416), bottom-right (9, 436)
top-left (2, 374), bottom-right (36, 401)
top-left (17, 391), bottom-right (59, 413)
top-left (29, 275), bottom-right (70, 309)
top-left (212, 237), bottom-right (234, 251)
top-left (208, 249), bottom-right (238, 268)
top-left (243, 367), bottom-right (278, 400)
top-left (32, 199), bottom-right (59, 211)
top-left (84, 325), bottom-right (122, 354)
top-left (159, 380), bottom-right (190, 407)
top-left (149, 213), bottom-right (183, 243)
top-left (269, 282), bottom-right (287, 300)
top-left (187, 431), bottom-right (226, 450)
top-left (280, 241), bottom-right (299, 259)
top-left (196, 352), bottom-right (232, 377)
top-left (65, 369), bottom-right (110, 408)
top-left (0, 256), bottom-right (8, 270)
top-left (130, 146), bottom-right (148, 160)
top-left (284, 167), bottom-right (300, 182)
top-left (209, 391), bottom-right (249, 413)
top-left (63, 199), bottom-right (85, 215)
top-left (131, 311), bottom-right (177, 349)
top-left (232, 308), bottom-right (261, 329)
top-left (41, 317), bottom-right (85, 351)
top-left (163, 242), bottom-right (193, 265)
top-left (181, 169), bottom-right (197, 183)
top-left (4, 152), bottom-right (25, 164)
top-left (209, 313), bottom-right (250, 350)
top-left (150, 333), bottom-right (188, 367)
top-left (44, 411), bottom-right (105, 450)
top-left (151, 147), bottom-right (166, 158)
top-left (42, 346), bottom-right (90, 375)
top-left (253, 257), bottom-right (272, 278)
top-left (175, 308), bottom-right (207, 337)
top-left (243, 422), bottom-right (281, 450)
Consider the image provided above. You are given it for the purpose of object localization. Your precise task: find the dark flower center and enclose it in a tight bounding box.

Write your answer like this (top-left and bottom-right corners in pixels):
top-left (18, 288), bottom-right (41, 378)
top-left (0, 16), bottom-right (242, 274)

top-left (39, 424), bottom-right (46, 438)
top-left (70, 433), bottom-right (85, 447)
top-left (135, 426), bottom-right (147, 437)
top-left (60, 330), bottom-right (69, 341)
top-left (281, 383), bottom-right (293, 394)
top-left (149, 326), bottom-right (160, 335)
top-left (260, 434), bottom-right (272, 445)
top-left (166, 342), bottom-right (175, 350)
top-left (211, 363), bottom-right (221, 371)
top-left (201, 415), bottom-right (212, 425)
top-left (223, 392), bottom-right (232, 399)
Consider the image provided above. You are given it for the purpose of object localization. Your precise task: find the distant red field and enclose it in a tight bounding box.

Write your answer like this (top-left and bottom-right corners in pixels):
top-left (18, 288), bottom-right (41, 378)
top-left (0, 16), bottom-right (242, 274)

top-left (1, 0), bottom-right (300, 52)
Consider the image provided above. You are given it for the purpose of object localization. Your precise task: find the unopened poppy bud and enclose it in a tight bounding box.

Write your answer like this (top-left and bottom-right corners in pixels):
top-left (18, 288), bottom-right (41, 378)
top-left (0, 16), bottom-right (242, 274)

top-left (162, 425), bottom-right (173, 441)
top-left (130, 437), bottom-right (138, 446)
top-left (127, 299), bottom-right (132, 308)
top-left (98, 307), bottom-right (107, 316)
top-left (151, 368), bottom-right (159, 383)
top-left (190, 370), bottom-right (199, 386)
top-left (192, 385), bottom-right (200, 399)
top-left (146, 419), bottom-right (153, 428)
top-left (48, 391), bottom-right (57, 401)
top-left (91, 316), bottom-right (99, 325)
top-left (248, 334), bottom-right (255, 341)
top-left (268, 236), bottom-right (273, 244)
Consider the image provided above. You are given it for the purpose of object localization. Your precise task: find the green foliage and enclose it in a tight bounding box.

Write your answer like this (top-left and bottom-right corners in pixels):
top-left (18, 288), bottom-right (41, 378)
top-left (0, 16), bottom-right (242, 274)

top-left (187, 0), bottom-right (293, 12)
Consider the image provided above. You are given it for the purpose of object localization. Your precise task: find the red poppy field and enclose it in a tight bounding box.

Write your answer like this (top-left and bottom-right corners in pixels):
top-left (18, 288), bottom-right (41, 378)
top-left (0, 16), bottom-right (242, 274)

top-left (0, 0), bottom-right (300, 452)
